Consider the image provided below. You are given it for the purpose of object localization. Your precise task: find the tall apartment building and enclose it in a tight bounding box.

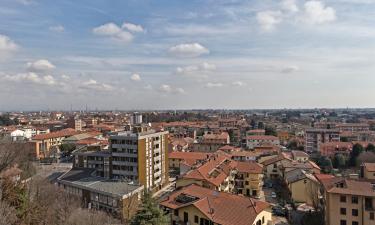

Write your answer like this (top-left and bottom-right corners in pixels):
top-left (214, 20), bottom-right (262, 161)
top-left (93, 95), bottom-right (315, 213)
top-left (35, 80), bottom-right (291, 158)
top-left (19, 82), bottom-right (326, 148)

top-left (109, 126), bottom-right (169, 190)
top-left (129, 113), bottom-right (143, 125)
top-left (305, 128), bottom-right (340, 153)
top-left (72, 125), bottom-right (169, 191)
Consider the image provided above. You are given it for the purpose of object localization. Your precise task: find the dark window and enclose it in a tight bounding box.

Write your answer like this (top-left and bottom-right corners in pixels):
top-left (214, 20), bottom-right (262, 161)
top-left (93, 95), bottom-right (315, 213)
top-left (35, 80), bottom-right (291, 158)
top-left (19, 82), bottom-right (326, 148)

top-left (370, 212), bottom-right (374, 220)
top-left (352, 196), bottom-right (358, 204)
top-left (352, 209), bottom-right (358, 216)
top-left (340, 208), bottom-right (346, 215)
top-left (340, 195), bottom-right (346, 203)
top-left (365, 197), bottom-right (373, 210)
top-left (352, 222), bottom-right (358, 225)
top-left (174, 209), bottom-right (178, 216)
top-left (256, 220), bottom-right (261, 225)
top-left (340, 220), bottom-right (346, 225)
top-left (262, 216), bottom-right (265, 224)
top-left (194, 216), bottom-right (199, 223)
top-left (184, 212), bottom-right (188, 222)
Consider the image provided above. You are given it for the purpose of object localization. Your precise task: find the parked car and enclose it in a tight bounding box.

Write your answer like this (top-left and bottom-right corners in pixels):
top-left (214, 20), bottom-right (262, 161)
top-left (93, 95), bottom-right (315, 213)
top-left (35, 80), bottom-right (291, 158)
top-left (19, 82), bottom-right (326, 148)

top-left (271, 192), bottom-right (277, 198)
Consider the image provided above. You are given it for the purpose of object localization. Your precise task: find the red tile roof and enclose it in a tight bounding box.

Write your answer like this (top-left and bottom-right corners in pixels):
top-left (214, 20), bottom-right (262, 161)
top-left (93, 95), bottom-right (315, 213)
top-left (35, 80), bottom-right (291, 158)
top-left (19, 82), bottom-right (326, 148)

top-left (160, 184), bottom-right (270, 225)
top-left (32, 128), bottom-right (78, 140)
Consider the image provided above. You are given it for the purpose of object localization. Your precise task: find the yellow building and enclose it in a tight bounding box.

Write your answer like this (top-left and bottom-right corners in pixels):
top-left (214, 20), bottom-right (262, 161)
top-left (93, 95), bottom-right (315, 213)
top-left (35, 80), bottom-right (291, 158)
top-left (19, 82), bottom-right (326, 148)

top-left (319, 177), bottom-right (375, 225)
top-left (285, 170), bottom-right (320, 206)
top-left (160, 184), bottom-right (272, 225)
top-left (109, 126), bottom-right (169, 191)
top-left (361, 163), bottom-right (375, 180)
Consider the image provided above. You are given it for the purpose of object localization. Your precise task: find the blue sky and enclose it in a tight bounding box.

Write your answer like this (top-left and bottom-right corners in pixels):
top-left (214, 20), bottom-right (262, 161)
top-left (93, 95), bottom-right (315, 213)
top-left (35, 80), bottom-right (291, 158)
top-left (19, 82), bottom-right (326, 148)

top-left (1, 0), bottom-right (375, 110)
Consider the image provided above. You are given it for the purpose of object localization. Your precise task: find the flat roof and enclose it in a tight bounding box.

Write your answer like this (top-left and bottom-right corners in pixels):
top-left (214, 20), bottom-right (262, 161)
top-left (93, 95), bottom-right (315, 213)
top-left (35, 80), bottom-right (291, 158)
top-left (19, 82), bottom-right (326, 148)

top-left (58, 168), bottom-right (143, 198)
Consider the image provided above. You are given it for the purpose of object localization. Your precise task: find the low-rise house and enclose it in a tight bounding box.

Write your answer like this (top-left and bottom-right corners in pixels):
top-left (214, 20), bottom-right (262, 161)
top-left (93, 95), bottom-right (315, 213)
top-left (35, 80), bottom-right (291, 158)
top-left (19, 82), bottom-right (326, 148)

top-left (57, 168), bottom-right (144, 220)
top-left (233, 161), bottom-right (264, 197)
top-left (291, 150), bottom-right (309, 163)
top-left (261, 153), bottom-right (292, 179)
top-left (201, 132), bottom-right (230, 145)
top-left (160, 184), bottom-right (272, 225)
top-left (285, 170), bottom-right (320, 206)
top-left (168, 151), bottom-right (212, 174)
top-left (360, 163), bottom-right (375, 180)
top-left (319, 142), bottom-right (353, 158)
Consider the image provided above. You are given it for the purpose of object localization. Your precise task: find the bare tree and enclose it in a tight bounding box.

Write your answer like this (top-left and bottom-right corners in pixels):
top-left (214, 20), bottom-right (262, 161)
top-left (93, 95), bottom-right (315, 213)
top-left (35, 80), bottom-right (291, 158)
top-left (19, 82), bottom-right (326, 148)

top-left (0, 200), bottom-right (18, 225)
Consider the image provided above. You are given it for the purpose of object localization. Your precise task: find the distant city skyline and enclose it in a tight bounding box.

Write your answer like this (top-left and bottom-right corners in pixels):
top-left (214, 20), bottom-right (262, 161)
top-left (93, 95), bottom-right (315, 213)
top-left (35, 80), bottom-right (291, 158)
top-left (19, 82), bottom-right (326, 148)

top-left (1, 0), bottom-right (375, 110)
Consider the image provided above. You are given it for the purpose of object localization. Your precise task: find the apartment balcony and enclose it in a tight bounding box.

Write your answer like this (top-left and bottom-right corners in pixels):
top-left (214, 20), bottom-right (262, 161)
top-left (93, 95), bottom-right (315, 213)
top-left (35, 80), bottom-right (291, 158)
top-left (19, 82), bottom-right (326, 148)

top-left (112, 161), bottom-right (138, 166)
top-left (112, 152), bottom-right (137, 157)
top-left (112, 170), bottom-right (138, 176)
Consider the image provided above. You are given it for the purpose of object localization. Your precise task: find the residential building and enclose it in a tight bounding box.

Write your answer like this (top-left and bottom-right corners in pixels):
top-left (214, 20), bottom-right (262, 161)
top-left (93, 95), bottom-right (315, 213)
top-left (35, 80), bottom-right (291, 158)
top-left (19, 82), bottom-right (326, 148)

top-left (261, 153), bottom-right (292, 179)
top-left (360, 163), bottom-right (375, 180)
top-left (336, 123), bottom-right (370, 133)
top-left (319, 142), bottom-right (353, 158)
top-left (291, 150), bottom-right (309, 163)
top-left (246, 135), bottom-right (280, 149)
top-left (305, 129), bottom-right (340, 153)
top-left (109, 126), bottom-right (169, 190)
top-left (201, 132), bottom-right (230, 145)
top-left (319, 177), bottom-right (375, 225)
top-left (160, 184), bottom-right (272, 225)
top-left (130, 113), bottom-right (142, 125)
top-left (285, 170), bottom-right (320, 206)
top-left (30, 128), bottom-right (79, 158)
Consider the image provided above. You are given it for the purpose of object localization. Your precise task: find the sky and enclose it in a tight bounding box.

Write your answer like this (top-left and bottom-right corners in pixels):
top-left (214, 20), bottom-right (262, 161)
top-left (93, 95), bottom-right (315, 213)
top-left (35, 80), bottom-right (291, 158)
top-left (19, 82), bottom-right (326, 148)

top-left (0, 0), bottom-right (375, 111)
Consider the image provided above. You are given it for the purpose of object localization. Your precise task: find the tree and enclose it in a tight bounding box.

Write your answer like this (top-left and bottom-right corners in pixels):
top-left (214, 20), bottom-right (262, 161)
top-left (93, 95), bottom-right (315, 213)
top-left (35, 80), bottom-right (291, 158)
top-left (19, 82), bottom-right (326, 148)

top-left (0, 200), bottom-right (18, 225)
top-left (316, 156), bottom-right (333, 173)
top-left (131, 191), bottom-right (169, 225)
top-left (265, 126), bottom-right (277, 136)
top-left (333, 154), bottom-right (346, 169)
top-left (349, 144), bottom-right (364, 167)
top-left (366, 144), bottom-right (375, 153)
top-left (257, 121), bottom-right (264, 129)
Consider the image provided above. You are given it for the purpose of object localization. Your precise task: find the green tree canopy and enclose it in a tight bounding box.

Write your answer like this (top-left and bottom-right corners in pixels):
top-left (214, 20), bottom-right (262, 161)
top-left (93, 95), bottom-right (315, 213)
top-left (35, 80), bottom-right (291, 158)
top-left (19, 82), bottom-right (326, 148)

top-left (349, 143), bottom-right (364, 167)
top-left (131, 191), bottom-right (169, 225)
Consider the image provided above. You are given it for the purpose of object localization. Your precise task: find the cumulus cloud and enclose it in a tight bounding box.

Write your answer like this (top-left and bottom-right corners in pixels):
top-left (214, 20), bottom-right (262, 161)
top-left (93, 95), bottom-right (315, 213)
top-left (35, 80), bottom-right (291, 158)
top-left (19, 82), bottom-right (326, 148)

top-left (130, 73), bottom-right (141, 81)
top-left (205, 82), bottom-right (223, 88)
top-left (0, 34), bottom-right (18, 57)
top-left (281, 0), bottom-right (299, 13)
top-left (122, 22), bottom-right (144, 33)
top-left (232, 81), bottom-right (246, 87)
top-left (27, 59), bottom-right (56, 72)
top-left (1, 72), bottom-right (57, 86)
top-left (158, 84), bottom-right (185, 94)
top-left (281, 65), bottom-right (299, 73)
top-left (168, 43), bottom-right (209, 57)
top-left (303, 1), bottom-right (336, 24)
top-left (49, 25), bottom-right (65, 33)
top-left (80, 79), bottom-right (114, 92)
top-left (256, 10), bottom-right (283, 31)
top-left (176, 62), bottom-right (216, 76)
top-left (92, 22), bottom-right (135, 43)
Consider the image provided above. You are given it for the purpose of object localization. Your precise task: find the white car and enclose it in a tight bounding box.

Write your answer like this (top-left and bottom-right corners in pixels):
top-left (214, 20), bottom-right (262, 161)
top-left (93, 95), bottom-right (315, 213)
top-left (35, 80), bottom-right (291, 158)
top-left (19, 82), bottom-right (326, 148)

top-left (271, 192), bottom-right (277, 198)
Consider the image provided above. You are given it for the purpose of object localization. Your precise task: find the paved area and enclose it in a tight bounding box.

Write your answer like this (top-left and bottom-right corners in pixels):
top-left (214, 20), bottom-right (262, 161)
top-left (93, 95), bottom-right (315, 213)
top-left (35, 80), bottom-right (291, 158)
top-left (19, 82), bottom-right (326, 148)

top-left (263, 186), bottom-right (278, 205)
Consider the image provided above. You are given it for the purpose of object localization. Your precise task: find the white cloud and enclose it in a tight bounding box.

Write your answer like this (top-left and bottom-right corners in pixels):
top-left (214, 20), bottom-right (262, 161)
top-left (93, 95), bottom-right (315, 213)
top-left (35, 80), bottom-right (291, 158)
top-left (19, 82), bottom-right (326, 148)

top-left (168, 43), bottom-right (209, 57)
top-left (122, 22), bottom-right (144, 33)
top-left (303, 1), bottom-right (336, 24)
top-left (16, 0), bottom-right (34, 5)
top-left (256, 10), bottom-right (283, 31)
top-left (27, 59), bottom-right (56, 72)
top-left (80, 79), bottom-right (113, 92)
top-left (281, 65), bottom-right (299, 73)
top-left (176, 62), bottom-right (216, 76)
top-left (130, 73), bottom-right (141, 81)
top-left (232, 81), bottom-right (246, 86)
top-left (2, 72), bottom-right (57, 86)
top-left (61, 74), bottom-right (70, 80)
top-left (93, 23), bottom-right (122, 35)
top-left (281, 0), bottom-right (299, 13)
top-left (0, 34), bottom-right (18, 57)
top-left (92, 22), bottom-right (134, 44)
top-left (49, 25), bottom-right (65, 33)
top-left (159, 84), bottom-right (172, 93)
top-left (205, 82), bottom-right (223, 88)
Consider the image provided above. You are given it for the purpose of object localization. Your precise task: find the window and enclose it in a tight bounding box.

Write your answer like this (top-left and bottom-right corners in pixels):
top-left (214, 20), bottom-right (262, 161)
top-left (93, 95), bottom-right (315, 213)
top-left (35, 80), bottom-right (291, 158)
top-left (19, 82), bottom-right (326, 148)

top-left (340, 195), bottom-right (347, 203)
top-left (340, 220), bottom-right (346, 225)
top-left (183, 212), bottom-right (188, 223)
top-left (352, 222), bottom-right (358, 225)
top-left (194, 215), bottom-right (199, 223)
top-left (352, 196), bottom-right (358, 204)
top-left (340, 208), bottom-right (346, 215)
top-left (174, 209), bottom-right (178, 216)
top-left (262, 216), bottom-right (264, 224)
top-left (365, 197), bottom-right (373, 210)
top-left (352, 209), bottom-right (358, 216)
top-left (370, 212), bottom-right (374, 220)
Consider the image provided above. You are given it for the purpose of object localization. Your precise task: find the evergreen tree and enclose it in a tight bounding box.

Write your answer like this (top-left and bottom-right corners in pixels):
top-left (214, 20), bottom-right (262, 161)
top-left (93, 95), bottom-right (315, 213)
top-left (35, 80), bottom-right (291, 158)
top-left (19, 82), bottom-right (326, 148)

top-left (366, 143), bottom-right (375, 153)
top-left (131, 191), bottom-right (169, 225)
top-left (349, 144), bottom-right (364, 167)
